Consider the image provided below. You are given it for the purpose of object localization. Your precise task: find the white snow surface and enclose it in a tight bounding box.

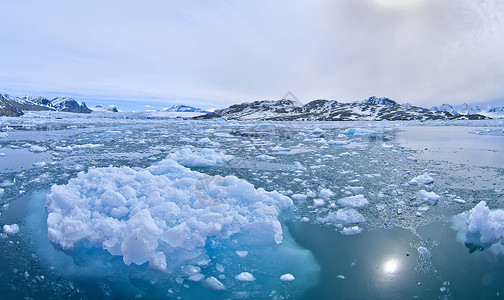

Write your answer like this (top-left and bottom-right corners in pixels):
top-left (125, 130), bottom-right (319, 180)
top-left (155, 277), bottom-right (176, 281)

top-left (45, 157), bottom-right (293, 271)
top-left (167, 147), bottom-right (233, 167)
top-left (452, 201), bottom-right (504, 251)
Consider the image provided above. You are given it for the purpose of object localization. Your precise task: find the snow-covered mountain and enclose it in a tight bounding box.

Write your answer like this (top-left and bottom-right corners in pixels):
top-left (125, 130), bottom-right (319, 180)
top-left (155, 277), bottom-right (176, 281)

top-left (92, 105), bottom-right (120, 113)
top-left (431, 103), bottom-right (504, 119)
top-left (196, 96), bottom-right (489, 121)
top-left (0, 93), bottom-right (92, 116)
top-left (162, 105), bottom-right (209, 113)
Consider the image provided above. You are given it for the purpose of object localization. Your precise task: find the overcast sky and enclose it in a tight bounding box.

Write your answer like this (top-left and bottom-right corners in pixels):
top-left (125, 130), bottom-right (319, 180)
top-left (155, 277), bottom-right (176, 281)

top-left (1, 0), bottom-right (503, 110)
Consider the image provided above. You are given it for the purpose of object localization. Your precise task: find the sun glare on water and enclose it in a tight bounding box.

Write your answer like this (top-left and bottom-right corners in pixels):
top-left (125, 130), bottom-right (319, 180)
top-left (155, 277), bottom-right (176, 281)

top-left (383, 259), bottom-right (400, 274)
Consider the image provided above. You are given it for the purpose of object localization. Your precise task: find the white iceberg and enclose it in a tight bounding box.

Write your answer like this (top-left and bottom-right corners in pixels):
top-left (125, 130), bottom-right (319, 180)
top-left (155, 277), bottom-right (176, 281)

top-left (45, 157), bottom-right (293, 271)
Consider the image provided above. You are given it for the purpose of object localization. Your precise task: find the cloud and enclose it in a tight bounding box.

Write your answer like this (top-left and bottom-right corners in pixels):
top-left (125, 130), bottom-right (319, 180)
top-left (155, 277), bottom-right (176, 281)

top-left (0, 0), bottom-right (502, 108)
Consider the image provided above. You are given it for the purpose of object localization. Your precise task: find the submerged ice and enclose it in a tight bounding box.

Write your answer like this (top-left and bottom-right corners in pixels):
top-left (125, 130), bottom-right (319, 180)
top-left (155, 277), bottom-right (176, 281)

top-left (46, 157), bottom-right (293, 271)
top-left (453, 201), bottom-right (504, 253)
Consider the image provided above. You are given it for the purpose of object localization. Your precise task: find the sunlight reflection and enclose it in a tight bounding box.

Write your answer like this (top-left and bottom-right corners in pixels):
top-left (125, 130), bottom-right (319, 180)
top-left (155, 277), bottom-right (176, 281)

top-left (383, 259), bottom-right (399, 275)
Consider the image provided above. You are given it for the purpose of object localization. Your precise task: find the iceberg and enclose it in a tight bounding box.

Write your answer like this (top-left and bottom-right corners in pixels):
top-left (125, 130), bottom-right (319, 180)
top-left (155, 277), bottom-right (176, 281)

top-left (452, 201), bottom-right (504, 253)
top-left (46, 157), bottom-right (293, 271)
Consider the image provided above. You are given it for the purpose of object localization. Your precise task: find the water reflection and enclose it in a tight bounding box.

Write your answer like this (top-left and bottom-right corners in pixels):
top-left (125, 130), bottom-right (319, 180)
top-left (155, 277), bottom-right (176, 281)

top-left (383, 258), bottom-right (400, 275)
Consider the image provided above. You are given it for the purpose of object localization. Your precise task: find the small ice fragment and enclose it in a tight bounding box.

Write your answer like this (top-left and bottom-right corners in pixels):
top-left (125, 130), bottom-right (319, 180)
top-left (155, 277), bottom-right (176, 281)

top-left (417, 205), bottom-right (430, 212)
top-left (33, 161), bottom-right (47, 167)
top-left (301, 217), bottom-right (310, 222)
top-left (236, 251), bottom-right (248, 258)
top-left (3, 224), bottom-right (20, 235)
top-left (235, 272), bottom-right (256, 282)
top-left (279, 274), bottom-right (295, 282)
top-left (337, 275), bottom-right (345, 279)
top-left (188, 273), bottom-right (205, 282)
top-left (202, 276), bottom-right (226, 291)
top-left (417, 246), bottom-right (430, 256)
top-left (0, 153), bottom-right (5, 157)
top-left (29, 145), bottom-right (47, 152)
top-left (318, 188), bottom-right (334, 199)
top-left (407, 156), bottom-right (418, 161)
top-left (341, 226), bottom-right (362, 235)
top-left (453, 198), bottom-right (466, 204)
top-left (409, 172), bottom-right (434, 185)
top-left (417, 190), bottom-right (441, 202)
top-left (291, 194), bottom-right (308, 201)
top-left (440, 286), bottom-right (447, 292)
top-left (337, 195), bottom-right (369, 208)
top-left (313, 199), bottom-right (325, 207)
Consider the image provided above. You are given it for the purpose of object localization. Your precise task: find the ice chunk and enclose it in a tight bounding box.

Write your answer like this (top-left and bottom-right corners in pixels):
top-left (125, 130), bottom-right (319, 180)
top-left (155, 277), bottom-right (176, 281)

top-left (313, 199), bottom-right (325, 207)
top-left (0, 188), bottom-right (4, 196)
top-left (202, 276), bottom-right (226, 291)
top-left (235, 272), bottom-right (256, 282)
top-left (409, 172), bottom-right (434, 185)
top-left (417, 246), bottom-right (430, 256)
top-left (325, 208), bottom-right (366, 225)
top-left (452, 201), bottom-right (504, 253)
top-left (29, 145), bottom-right (47, 152)
top-left (341, 226), bottom-right (363, 235)
top-left (167, 147), bottom-right (232, 167)
top-left (341, 128), bottom-right (377, 136)
top-left (236, 251), bottom-right (248, 258)
top-left (417, 190), bottom-right (441, 203)
top-left (45, 158), bottom-right (293, 270)
top-left (327, 140), bottom-right (350, 146)
top-left (279, 274), bottom-right (295, 282)
top-left (337, 195), bottom-right (369, 208)
top-left (3, 224), bottom-right (20, 235)
top-left (344, 186), bottom-right (365, 195)
top-left (318, 188), bottom-right (334, 199)
top-left (337, 275), bottom-right (346, 279)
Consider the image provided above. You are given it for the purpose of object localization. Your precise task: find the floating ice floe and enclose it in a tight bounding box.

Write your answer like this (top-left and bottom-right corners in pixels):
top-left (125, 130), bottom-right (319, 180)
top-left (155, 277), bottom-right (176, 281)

top-left (325, 208), bottom-right (366, 225)
top-left (409, 172), bottom-right (434, 185)
top-left (417, 190), bottom-right (441, 203)
top-left (45, 157), bottom-right (293, 271)
top-left (279, 274), bottom-right (295, 282)
top-left (327, 140), bottom-right (350, 146)
top-left (337, 195), bottom-right (369, 208)
top-left (340, 128), bottom-right (377, 136)
top-left (3, 224), bottom-right (20, 235)
top-left (167, 147), bottom-right (233, 167)
top-left (341, 226), bottom-right (362, 235)
top-left (29, 145), bottom-right (47, 152)
top-left (452, 201), bottom-right (504, 253)
top-left (235, 272), bottom-right (256, 282)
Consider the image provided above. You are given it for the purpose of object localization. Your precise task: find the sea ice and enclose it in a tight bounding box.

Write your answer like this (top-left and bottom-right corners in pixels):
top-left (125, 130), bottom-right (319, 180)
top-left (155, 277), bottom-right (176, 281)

top-left (29, 145), bottom-right (47, 152)
top-left (341, 226), bottom-right (362, 235)
top-left (235, 272), bottom-right (256, 282)
top-left (409, 172), bottom-right (434, 185)
top-left (167, 147), bottom-right (233, 167)
top-left (202, 276), bottom-right (226, 291)
top-left (45, 157), bottom-right (293, 271)
top-left (340, 128), bottom-right (377, 136)
top-left (337, 195), bottom-right (369, 208)
top-left (325, 208), bottom-right (366, 225)
top-left (279, 274), bottom-right (295, 282)
top-left (452, 201), bottom-right (504, 252)
top-left (3, 223), bottom-right (20, 235)
top-left (417, 190), bottom-right (441, 203)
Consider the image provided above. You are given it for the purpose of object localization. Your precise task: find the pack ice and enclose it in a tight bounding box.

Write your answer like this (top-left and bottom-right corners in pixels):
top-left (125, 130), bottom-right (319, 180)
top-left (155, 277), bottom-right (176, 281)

top-left (45, 157), bottom-right (293, 271)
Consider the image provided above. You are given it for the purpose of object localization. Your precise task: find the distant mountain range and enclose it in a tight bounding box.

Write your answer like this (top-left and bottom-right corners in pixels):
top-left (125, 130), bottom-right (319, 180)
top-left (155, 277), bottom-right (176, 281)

top-left (0, 93), bottom-right (92, 116)
top-left (162, 105), bottom-right (209, 113)
top-left (195, 97), bottom-right (491, 121)
top-left (431, 103), bottom-right (504, 119)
